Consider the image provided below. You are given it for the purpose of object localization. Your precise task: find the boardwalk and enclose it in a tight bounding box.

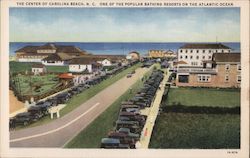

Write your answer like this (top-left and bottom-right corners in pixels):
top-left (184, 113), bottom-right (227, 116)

top-left (139, 69), bottom-right (170, 148)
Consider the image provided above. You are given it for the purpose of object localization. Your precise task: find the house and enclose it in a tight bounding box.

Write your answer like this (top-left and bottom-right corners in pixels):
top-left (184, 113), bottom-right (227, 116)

top-left (68, 57), bottom-right (102, 73)
top-left (58, 73), bottom-right (74, 86)
top-left (31, 64), bottom-right (46, 75)
top-left (177, 43), bottom-right (232, 67)
top-left (176, 53), bottom-right (241, 88)
top-left (15, 43), bottom-right (87, 62)
top-left (127, 51), bottom-right (140, 60)
top-left (42, 53), bottom-right (72, 66)
top-left (98, 58), bottom-right (112, 66)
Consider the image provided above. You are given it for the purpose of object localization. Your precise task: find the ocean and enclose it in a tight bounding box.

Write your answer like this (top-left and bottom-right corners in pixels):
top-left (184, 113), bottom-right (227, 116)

top-left (9, 42), bottom-right (241, 56)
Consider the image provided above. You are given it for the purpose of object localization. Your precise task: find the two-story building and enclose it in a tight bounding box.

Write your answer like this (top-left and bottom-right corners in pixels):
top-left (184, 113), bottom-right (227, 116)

top-left (15, 43), bottom-right (86, 62)
top-left (177, 43), bottom-right (232, 67)
top-left (176, 53), bottom-right (241, 88)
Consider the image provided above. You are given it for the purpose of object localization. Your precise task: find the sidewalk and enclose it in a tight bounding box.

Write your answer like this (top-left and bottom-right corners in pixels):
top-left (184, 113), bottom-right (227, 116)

top-left (139, 69), bottom-right (170, 148)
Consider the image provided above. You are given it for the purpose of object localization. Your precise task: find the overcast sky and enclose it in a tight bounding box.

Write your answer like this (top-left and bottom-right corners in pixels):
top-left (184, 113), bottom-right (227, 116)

top-left (10, 8), bottom-right (240, 42)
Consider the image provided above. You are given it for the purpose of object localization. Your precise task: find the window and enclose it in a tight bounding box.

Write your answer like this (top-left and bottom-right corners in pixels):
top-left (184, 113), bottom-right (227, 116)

top-left (237, 64), bottom-right (241, 71)
top-left (209, 50), bottom-right (211, 53)
top-left (237, 75), bottom-right (241, 83)
top-left (196, 50), bottom-right (199, 53)
top-left (196, 56), bottom-right (199, 59)
top-left (190, 50), bottom-right (193, 53)
top-left (190, 56), bottom-right (193, 59)
top-left (225, 75), bottom-right (229, 82)
top-left (203, 50), bottom-right (205, 53)
top-left (202, 56), bottom-right (205, 59)
top-left (178, 75), bottom-right (189, 83)
top-left (197, 75), bottom-right (211, 83)
top-left (215, 50), bottom-right (218, 53)
top-left (180, 55), bottom-right (183, 59)
top-left (185, 50), bottom-right (188, 53)
top-left (225, 64), bottom-right (230, 71)
top-left (208, 56), bottom-right (212, 59)
top-left (180, 50), bottom-right (183, 53)
top-left (222, 50), bottom-right (224, 53)
top-left (185, 56), bottom-right (188, 59)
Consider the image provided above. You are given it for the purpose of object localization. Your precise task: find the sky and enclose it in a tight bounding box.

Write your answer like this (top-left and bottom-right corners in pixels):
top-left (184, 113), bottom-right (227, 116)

top-left (9, 7), bottom-right (240, 42)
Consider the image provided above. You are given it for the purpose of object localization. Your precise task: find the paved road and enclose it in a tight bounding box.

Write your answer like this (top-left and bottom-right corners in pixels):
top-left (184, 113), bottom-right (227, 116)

top-left (10, 67), bottom-right (151, 148)
top-left (139, 69), bottom-right (170, 148)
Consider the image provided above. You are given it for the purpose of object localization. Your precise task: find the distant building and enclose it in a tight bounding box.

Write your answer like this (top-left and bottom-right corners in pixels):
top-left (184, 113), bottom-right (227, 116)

top-left (177, 43), bottom-right (232, 67)
top-left (127, 51), bottom-right (140, 60)
top-left (148, 50), bottom-right (176, 58)
top-left (68, 57), bottom-right (102, 73)
top-left (42, 53), bottom-right (72, 66)
top-left (31, 64), bottom-right (46, 75)
top-left (15, 43), bottom-right (86, 62)
top-left (9, 55), bottom-right (16, 61)
top-left (176, 53), bottom-right (241, 88)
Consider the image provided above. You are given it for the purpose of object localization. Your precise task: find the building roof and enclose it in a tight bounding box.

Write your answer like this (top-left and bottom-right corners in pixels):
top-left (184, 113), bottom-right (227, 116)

top-left (42, 53), bottom-right (72, 61)
top-left (16, 43), bottom-right (87, 55)
top-left (213, 53), bottom-right (240, 62)
top-left (180, 43), bottom-right (231, 49)
top-left (129, 51), bottom-right (140, 55)
top-left (58, 73), bottom-right (74, 79)
top-left (69, 57), bottom-right (97, 65)
top-left (16, 46), bottom-right (38, 53)
top-left (177, 60), bottom-right (188, 64)
top-left (32, 64), bottom-right (45, 68)
top-left (38, 43), bottom-right (57, 50)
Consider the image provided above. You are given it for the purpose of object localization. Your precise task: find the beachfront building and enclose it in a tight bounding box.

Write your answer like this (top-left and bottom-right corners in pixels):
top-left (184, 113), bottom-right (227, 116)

top-left (15, 43), bottom-right (86, 62)
top-left (149, 49), bottom-right (176, 58)
top-left (176, 53), bottom-right (241, 88)
top-left (31, 64), bottom-right (46, 75)
top-left (177, 43), bottom-right (232, 67)
top-left (42, 53), bottom-right (72, 66)
top-left (127, 51), bottom-right (140, 60)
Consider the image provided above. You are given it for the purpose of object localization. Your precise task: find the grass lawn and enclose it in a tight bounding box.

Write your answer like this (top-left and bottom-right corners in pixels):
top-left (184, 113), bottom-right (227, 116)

top-left (46, 66), bottom-right (68, 73)
top-left (65, 66), bottom-right (153, 148)
top-left (149, 112), bottom-right (240, 149)
top-left (164, 88), bottom-right (240, 107)
top-left (12, 74), bottom-right (59, 95)
top-left (10, 61), bottom-right (69, 73)
top-left (10, 61), bottom-right (33, 73)
top-left (15, 63), bottom-right (142, 129)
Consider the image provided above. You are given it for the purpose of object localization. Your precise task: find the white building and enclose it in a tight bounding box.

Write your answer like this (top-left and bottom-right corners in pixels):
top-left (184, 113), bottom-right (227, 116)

top-left (177, 43), bottom-right (232, 67)
top-left (42, 53), bottom-right (72, 66)
top-left (97, 59), bottom-right (112, 66)
top-left (68, 57), bottom-right (101, 73)
top-left (31, 64), bottom-right (46, 75)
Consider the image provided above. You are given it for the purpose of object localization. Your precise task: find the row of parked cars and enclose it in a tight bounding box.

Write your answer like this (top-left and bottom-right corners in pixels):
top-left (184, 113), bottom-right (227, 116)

top-left (100, 69), bottom-right (164, 149)
top-left (9, 61), bottom-right (139, 130)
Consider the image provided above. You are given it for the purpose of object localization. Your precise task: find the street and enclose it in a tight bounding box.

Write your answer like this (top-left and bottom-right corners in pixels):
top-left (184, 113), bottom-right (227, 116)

top-left (10, 67), bottom-right (151, 147)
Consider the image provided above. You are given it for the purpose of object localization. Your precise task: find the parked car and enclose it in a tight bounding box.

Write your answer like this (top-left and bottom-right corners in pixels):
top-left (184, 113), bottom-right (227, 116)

top-left (27, 106), bottom-right (46, 118)
top-left (127, 73), bottom-right (132, 78)
top-left (108, 132), bottom-right (136, 148)
top-left (118, 128), bottom-right (140, 140)
top-left (11, 112), bottom-right (39, 126)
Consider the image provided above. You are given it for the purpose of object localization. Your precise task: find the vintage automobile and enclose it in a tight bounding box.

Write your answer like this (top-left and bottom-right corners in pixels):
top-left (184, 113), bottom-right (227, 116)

top-left (108, 132), bottom-right (136, 148)
top-left (100, 138), bottom-right (130, 149)
top-left (10, 112), bottom-right (39, 126)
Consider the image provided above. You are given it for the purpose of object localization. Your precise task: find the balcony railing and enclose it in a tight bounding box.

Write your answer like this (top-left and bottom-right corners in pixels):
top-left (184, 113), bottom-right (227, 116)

top-left (177, 68), bottom-right (217, 74)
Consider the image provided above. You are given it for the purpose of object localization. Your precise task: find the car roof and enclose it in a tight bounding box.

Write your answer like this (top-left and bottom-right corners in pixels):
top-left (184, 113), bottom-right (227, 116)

top-left (101, 138), bottom-right (120, 144)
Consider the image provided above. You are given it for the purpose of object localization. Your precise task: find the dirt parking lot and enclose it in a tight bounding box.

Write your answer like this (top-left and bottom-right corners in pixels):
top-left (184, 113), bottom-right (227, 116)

top-left (9, 90), bottom-right (25, 114)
